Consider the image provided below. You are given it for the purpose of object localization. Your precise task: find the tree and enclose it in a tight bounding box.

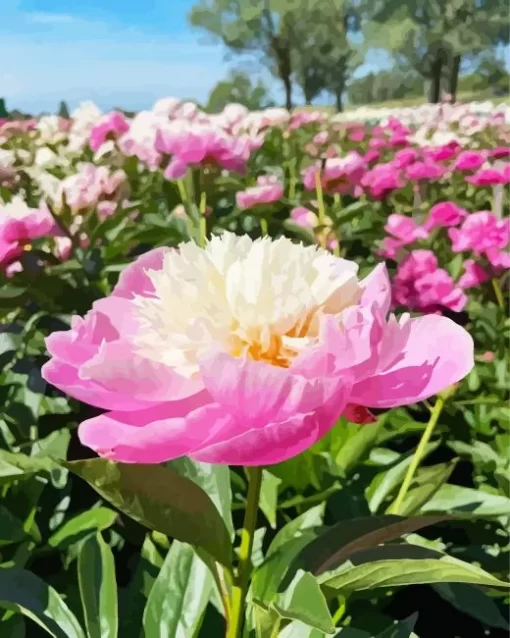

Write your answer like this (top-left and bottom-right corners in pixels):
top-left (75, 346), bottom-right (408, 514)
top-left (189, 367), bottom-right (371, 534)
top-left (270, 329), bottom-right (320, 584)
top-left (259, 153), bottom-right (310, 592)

top-left (362, 0), bottom-right (510, 103)
top-left (348, 69), bottom-right (423, 105)
top-left (189, 0), bottom-right (304, 109)
top-left (206, 71), bottom-right (275, 112)
top-left (57, 100), bottom-right (70, 118)
top-left (291, 0), bottom-right (361, 110)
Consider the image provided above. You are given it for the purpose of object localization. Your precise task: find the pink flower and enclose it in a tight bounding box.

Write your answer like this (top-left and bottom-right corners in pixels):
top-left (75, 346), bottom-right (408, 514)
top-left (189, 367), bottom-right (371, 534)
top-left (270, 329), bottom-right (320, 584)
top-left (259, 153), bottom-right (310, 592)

top-left (156, 124), bottom-right (248, 179)
top-left (466, 166), bottom-right (509, 186)
top-left (303, 153), bottom-right (366, 195)
top-left (449, 211), bottom-right (510, 269)
top-left (361, 163), bottom-right (404, 200)
top-left (236, 176), bottom-right (284, 210)
top-left (491, 147), bottom-right (510, 159)
top-left (42, 235), bottom-right (473, 464)
top-left (457, 259), bottom-right (490, 289)
top-left (290, 206), bottom-right (318, 228)
top-left (89, 111), bottom-right (130, 152)
top-left (379, 214), bottom-right (428, 259)
top-left (0, 197), bottom-right (55, 267)
top-left (424, 142), bottom-right (460, 162)
top-left (57, 165), bottom-right (127, 214)
top-left (481, 351), bottom-right (495, 362)
top-left (453, 151), bottom-right (487, 172)
top-left (393, 250), bottom-right (467, 314)
top-left (424, 202), bottom-right (468, 231)
top-left (393, 148), bottom-right (418, 169)
top-left (405, 161), bottom-right (446, 182)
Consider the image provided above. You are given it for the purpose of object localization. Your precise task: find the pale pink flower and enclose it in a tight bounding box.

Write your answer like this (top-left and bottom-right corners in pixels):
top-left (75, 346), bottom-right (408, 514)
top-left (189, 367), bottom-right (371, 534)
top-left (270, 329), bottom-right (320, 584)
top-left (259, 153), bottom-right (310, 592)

top-left (42, 234), bottom-right (473, 464)
top-left (236, 176), bottom-right (283, 210)
top-left (424, 202), bottom-right (468, 231)
top-left (89, 111), bottom-right (130, 152)
top-left (0, 197), bottom-right (55, 266)
top-left (303, 153), bottom-right (366, 195)
top-left (290, 206), bottom-right (319, 229)
top-left (57, 165), bottom-right (127, 214)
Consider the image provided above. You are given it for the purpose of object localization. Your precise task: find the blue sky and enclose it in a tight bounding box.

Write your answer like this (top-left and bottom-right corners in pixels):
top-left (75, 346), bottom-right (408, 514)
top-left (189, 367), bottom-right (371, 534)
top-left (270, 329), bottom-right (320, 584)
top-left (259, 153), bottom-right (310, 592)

top-left (1, 0), bottom-right (390, 114)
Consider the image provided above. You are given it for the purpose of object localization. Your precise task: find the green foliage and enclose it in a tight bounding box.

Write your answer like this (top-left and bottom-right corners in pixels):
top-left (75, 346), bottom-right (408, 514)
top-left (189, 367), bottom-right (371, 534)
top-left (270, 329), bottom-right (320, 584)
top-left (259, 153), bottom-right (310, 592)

top-left (206, 72), bottom-right (275, 112)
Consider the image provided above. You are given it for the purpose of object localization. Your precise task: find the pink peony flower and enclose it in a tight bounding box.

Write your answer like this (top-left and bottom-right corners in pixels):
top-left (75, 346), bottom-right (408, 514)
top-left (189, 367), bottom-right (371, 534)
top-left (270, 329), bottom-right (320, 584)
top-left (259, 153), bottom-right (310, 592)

top-left (393, 148), bottom-right (418, 169)
top-left (405, 160), bottom-right (446, 182)
top-left (361, 163), bottom-right (404, 200)
top-left (393, 249), bottom-right (467, 314)
top-left (491, 147), bottom-right (510, 159)
top-left (0, 197), bottom-right (55, 267)
top-left (89, 111), bottom-right (130, 152)
top-left (457, 259), bottom-right (490, 289)
top-left (236, 176), bottom-right (284, 210)
top-left (290, 206), bottom-right (319, 229)
top-left (302, 153), bottom-right (366, 195)
top-left (424, 201), bottom-right (468, 231)
top-left (466, 166), bottom-right (510, 186)
top-left (379, 214), bottom-right (428, 259)
top-left (56, 164), bottom-right (127, 214)
top-left (449, 211), bottom-right (510, 269)
top-left (424, 142), bottom-right (460, 162)
top-left (42, 234), bottom-right (473, 465)
top-left (453, 150), bottom-right (487, 172)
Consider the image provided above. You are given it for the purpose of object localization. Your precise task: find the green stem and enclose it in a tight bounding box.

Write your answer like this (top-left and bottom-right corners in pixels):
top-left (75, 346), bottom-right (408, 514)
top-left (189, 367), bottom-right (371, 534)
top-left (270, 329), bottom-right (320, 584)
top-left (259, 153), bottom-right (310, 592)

top-left (260, 217), bottom-right (268, 237)
top-left (314, 168), bottom-right (326, 228)
top-left (199, 190), bottom-right (207, 248)
top-left (389, 396), bottom-right (446, 515)
top-left (270, 617), bottom-right (282, 638)
top-left (492, 278), bottom-right (505, 311)
top-left (227, 466), bottom-right (263, 638)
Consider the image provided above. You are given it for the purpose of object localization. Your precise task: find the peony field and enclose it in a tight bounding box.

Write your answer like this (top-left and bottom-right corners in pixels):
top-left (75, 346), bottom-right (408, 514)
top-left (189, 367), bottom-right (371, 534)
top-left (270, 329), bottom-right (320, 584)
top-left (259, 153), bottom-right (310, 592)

top-left (0, 97), bottom-right (509, 637)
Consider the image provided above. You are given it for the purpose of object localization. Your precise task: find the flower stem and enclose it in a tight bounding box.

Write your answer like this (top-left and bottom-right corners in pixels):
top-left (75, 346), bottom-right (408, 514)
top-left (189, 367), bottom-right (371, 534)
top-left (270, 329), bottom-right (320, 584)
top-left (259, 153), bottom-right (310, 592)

top-left (199, 190), bottom-right (207, 248)
top-left (389, 395), bottom-right (446, 515)
top-left (260, 217), bottom-right (268, 237)
top-left (227, 466), bottom-right (263, 638)
top-left (492, 278), bottom-right (505, 311)
top-left (314, 168), bottom-right (326, 227)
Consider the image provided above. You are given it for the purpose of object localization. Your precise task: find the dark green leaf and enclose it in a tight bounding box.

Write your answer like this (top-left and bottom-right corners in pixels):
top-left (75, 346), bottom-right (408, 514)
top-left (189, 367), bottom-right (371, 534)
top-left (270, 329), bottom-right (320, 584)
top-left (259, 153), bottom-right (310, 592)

top-left (433, 583), bottom-right (509, 630)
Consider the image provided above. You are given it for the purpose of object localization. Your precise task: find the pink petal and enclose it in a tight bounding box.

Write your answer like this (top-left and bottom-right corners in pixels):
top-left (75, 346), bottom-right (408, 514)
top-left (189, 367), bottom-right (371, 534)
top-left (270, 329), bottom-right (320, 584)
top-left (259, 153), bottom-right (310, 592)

top-left (113, 247), bottom-right (170, 299)
top-left (78, 392), bottom-right (214, 463)
top-left (360, 263), bottom-right (392, 315)
top-left (350, 314), bottom-right (474, 408)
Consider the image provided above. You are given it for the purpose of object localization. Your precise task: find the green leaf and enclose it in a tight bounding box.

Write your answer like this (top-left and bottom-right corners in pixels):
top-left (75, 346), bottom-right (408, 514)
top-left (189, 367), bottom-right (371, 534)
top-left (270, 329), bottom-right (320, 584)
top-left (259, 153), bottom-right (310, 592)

top-left (376, 613), bottom-right (418, 638)
top-left (143, 540), bottom-right (212, 638)
top-left (167, 458), bottom-right (234, 538)
top-left (279, 622), bottom-right (333, 638)
top-left (266, 504), bottom-right (325, 556)
top-left (420, 484), bottom-right (510, 517)
top-left (0, 567), bottom-right (84, 638)
top-left (291, 515), bottom-right (448, 576)
top-left (433, 583), bottom-right (509, 630)
top-left (49, 508), bottom-right (118, 549)
top-left (259, 470), bottom-right (282, 529)
top-left (78, 533), bottom-right (118, 638)
top-left (64, 459), bottom-right (232, 569)
top-left (0, 450), bottom-right (63, 487)
top-left (0, 505), bottom-right (26, 547)
top-left (388, 461), bottom-right (458, 516)
top-left (272, 570), bottom-right (335, 634)
top-left (366, 441), bottom-right (440, 513)
top-left (335, 420), bottom-right (384, 476)
top-left (318, 545), bottom-right (510, 594)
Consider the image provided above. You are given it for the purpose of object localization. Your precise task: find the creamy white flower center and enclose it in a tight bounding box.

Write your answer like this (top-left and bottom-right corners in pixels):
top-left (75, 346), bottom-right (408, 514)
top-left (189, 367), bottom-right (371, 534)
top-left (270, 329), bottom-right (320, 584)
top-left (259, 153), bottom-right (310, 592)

top-left (133, 233), bottom-right (361, 378)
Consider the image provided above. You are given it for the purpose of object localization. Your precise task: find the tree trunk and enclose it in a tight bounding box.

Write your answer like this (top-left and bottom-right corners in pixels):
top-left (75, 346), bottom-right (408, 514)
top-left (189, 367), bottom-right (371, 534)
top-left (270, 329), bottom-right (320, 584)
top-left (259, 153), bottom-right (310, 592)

top-left (335, 89), bottom-right (343, 112)
top-left (449, 54), bottom-right (461, 102)
top-left (428, 53), bottom-right (444, 103)
top-left (283, 74), bottom-right (293, 110)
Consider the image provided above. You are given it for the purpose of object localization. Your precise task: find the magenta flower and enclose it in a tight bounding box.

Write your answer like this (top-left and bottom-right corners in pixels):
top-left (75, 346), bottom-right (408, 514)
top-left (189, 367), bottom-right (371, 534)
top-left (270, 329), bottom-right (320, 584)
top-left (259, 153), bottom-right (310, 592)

top-left (42, 234), bottom-right (473, 465)
top-left (405, 160), bottom-right (446, 182)
top-left (236, 176), bottom-right (284, 210)
top-left (89, 111), bottom-right (130, 152)
top-left (424, 142), bottom-right (460, 162)
top-left (491, 147), bottom-right (510, 159)
top-left (424, 201), bottom-right (468, 231)
top-left (361, 163), bottom-right (404, 200)
top-left (393, 148), bottom-right (418, 169)
top-left (466, 166), bottom-right (509, 186)
top-left (449, 211), bottom-right (510, 268)
top-left (303, 153), bottom-right (366, 195)
top-left (379, 214), bottom-right (428, 259)
top-left (458, 259), bottom-right (490, 289)
top-left (393, 250), bottom-right (467, 314)
top-left (453, 150), bottom-right (487, 172)
top-left (0, 197), bottom-right (55, 267)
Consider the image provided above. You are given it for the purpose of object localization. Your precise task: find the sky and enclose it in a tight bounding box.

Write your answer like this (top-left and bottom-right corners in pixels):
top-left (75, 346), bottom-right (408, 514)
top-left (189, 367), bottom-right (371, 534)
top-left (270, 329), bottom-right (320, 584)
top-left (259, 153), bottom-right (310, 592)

top-left (1, 0), bottom-right (390, 114)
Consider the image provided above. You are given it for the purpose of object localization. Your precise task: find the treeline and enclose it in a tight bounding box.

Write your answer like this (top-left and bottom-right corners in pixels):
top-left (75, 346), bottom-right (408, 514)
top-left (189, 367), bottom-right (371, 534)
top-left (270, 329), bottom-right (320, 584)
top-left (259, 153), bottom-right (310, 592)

top-left (189, 0), bottom-right (509, 111)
